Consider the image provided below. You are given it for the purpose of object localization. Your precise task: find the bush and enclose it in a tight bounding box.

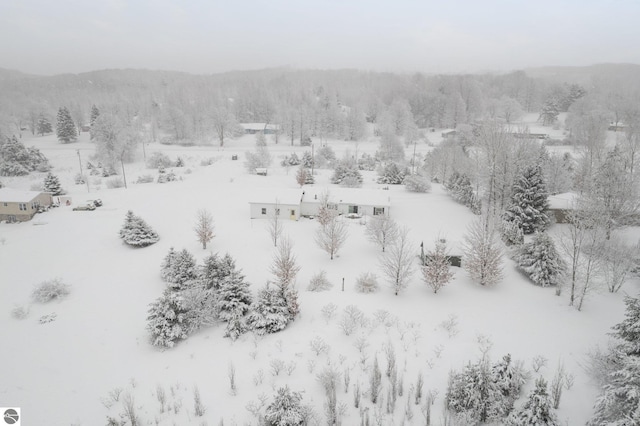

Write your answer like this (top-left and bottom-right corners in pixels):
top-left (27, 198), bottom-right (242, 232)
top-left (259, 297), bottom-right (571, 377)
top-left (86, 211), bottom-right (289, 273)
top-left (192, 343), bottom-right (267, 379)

top-left (356, 272), bottom-right (379, 293)
top-left (31, 278), bottom-right (70, 303)
top-left (404, 174), bottom-right (431, 193)
top-left (135, 174), bottom-right (154, 184)
top-left (74, 173), bottom-right (86, 185)
top-left (307, 271), bottom-right (332, 291)
top-left (157, 169), bottom-right (177, 183)
top-left (106, 177), bottom-right (125, 189)
top-left (11, 305), bottom-right (30, 320)
top-left (147, 152), bottom-right (173, 169)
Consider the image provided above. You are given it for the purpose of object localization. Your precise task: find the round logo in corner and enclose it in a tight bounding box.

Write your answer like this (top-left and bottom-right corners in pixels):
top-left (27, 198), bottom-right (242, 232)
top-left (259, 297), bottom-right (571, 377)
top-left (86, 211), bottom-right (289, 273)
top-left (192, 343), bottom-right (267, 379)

top-left (3, 408), bottom-right (19, 425)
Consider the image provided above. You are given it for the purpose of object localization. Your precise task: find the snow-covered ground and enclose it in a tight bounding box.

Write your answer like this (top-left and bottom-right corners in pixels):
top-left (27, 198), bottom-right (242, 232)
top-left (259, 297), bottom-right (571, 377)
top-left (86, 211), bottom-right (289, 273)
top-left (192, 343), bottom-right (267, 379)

top-left (0, 123), bottom-right (636, 425)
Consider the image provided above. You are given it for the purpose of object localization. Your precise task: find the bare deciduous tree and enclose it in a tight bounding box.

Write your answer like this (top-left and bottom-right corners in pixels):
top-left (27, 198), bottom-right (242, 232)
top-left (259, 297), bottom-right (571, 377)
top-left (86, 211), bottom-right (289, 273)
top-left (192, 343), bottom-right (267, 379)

top-left (365, 214), bottom-right (399, 252)
top-left (462, 218), bottom-right (504, 286)
top-left (194, 209), bottom-right (215, 249)
top-left (315, 215), bottom-right (348, 260)
top-left (271, 237), bottom-right (301, 290)
top-left (267, 201), bottom-right (283, 247)
top-left (422, 238), bottom-right (454, 293)
top-left (380, 227), bottom-right (416, 295)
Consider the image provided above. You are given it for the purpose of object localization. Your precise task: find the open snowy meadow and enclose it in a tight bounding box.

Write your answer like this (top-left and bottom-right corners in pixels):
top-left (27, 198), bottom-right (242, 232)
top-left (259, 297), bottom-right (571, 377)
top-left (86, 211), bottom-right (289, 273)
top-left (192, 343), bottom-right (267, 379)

top-left (0, 117), bottom-right (637, 425)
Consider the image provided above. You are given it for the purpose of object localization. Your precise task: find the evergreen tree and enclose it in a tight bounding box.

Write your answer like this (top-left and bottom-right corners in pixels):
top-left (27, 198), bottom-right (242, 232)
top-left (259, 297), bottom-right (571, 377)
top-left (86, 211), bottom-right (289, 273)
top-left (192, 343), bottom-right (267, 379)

top-left (119, 210), bottom-right (160, 247)
top-left (224, 309), bottom-right (248, 341)
top-left (265, 386), bottom-right (305, 426)
top-left (516, 233), bottom-right (565, 287)
top-left (160, 248), bottom-right (198, 290)
top-left (90, 104), bottom-right (100, 127)
top-left (43, 172), bottom-right (64, 195)
top-left (331, 158), bottom-right (362, 186)
top-left (201, 253), bottom-right (237, 290)
top-left (146, 288), bottom-right (192, 348)
top-left (246, 284), bottom-right (290, 335)
top-left (506, 378), bottom-right (559, 426)
top-left (56, 106), bottom-right (77, 143)
top-left (501, 219), bottom-right (524, 246)
top-left (301, 151), bottom-right (314, 169)
top-left (540, 99), bottom-right (560, 126)
top-left (445, 171), bottom-right (481, 214)
top-left (377, 162), bottom-right (407, 185)
top-left (37, 114), bottom-right (52, 135)
top-left (492, 354), bottom-right (526, 414)
top-left (216, 269), bottom-right (253, 322)
top-left (421, 239), bottom-right (454, 293)
top-left (503, 164), bottom-right (550, 235)
top-left (589, 296), bottom-right (640, 425)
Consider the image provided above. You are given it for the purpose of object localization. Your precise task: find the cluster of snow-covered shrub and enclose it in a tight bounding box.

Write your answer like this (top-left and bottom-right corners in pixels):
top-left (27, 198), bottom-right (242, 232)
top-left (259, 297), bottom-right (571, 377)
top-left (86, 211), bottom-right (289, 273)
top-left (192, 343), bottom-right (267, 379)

top-left (446, 353), bottom-right (533, 424)
top-left (403, 173), bottom-right (431, 193)
top-left (31, 278), bottom-right (71, 303)
top-left (331, 157), bottom-right (362, 187)
top-left (119, 211), bottom-right (160, 247)
top-left (377, 162), bottom-right (407, 185)
top-left (147, 248), bottom-right (299, 348)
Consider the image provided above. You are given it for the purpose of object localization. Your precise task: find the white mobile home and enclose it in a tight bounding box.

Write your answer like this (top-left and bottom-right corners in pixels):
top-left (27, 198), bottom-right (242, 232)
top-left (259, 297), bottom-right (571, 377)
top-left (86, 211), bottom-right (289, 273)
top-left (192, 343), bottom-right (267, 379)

top-left (248, 189), bottom-right (303, 220)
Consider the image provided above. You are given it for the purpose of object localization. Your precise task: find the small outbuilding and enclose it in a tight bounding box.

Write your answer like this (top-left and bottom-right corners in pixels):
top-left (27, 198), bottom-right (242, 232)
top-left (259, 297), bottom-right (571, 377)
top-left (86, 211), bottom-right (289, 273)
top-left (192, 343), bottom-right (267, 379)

top-left (249, 189), bottom-right (303, 220)
top-left (548, 192), bottom-right (579, 224)
top-left (241, 123), bottom-right (280, 135)
top-left (0, 188), bottom-right (53, 222)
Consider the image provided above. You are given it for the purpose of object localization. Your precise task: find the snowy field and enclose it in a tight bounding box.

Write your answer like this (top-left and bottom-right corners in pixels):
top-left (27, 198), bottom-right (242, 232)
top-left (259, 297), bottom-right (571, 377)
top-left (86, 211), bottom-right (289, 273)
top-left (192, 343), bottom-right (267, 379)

top-left (0, 121), bottom-right (637, 425)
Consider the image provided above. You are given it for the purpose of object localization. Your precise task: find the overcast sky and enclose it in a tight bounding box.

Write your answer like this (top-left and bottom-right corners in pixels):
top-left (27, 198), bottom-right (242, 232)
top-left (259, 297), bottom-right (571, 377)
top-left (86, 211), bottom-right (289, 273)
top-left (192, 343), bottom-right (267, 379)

top-left (1, 0), bottom-right (639, 76)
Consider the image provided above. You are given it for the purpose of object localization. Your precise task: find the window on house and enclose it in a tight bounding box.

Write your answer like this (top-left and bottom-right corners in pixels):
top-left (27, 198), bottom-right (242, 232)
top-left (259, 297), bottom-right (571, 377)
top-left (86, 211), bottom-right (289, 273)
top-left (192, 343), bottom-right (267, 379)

top-left (275, 208), bottom-right (280, 215)
top-left (328, 203), bottom-right (337, 210)
top-left (261, 208), bottom-right (267, 215)
top-left (3, 203), bottom-right (7, 207)
top-left (290, 209), bottom-right (295, 216)
top-left (19, 203), bottom-right (27, 211)
top-left (373, 207), bottom-right (385, 216)
top-left (348, 205), bottom-right (358, 214)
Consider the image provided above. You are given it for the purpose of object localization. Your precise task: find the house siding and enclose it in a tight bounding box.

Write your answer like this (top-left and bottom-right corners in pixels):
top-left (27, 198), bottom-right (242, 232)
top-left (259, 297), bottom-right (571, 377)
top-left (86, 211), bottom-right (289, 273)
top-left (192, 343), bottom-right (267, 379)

top-left (0, 192), bottom-right (52, 222)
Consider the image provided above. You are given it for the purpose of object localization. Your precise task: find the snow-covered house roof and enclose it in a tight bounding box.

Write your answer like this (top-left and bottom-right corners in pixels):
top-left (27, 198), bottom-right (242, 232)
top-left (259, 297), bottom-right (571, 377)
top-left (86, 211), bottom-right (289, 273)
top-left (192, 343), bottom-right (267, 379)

top-left (247, 189), bottom-right (303, 207)
top-left (548, 192), bottom-right (579, 210)
top-left (0, 188), bottom-right (44, 203)
top-left (301, 187), bottom-right (391, 207)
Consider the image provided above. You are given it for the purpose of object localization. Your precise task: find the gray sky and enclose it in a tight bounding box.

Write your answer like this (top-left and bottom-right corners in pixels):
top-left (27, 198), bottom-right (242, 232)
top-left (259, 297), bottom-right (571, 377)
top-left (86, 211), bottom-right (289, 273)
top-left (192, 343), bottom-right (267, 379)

top-left (1, 0), bottom-right (639, 75)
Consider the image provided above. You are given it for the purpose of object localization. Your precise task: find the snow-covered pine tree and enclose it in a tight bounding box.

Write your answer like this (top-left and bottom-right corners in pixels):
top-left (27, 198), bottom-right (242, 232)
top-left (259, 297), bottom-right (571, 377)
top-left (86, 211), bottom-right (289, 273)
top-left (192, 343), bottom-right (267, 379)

top-left (216, 269), bottom-right (252, 322)
top-left (201, 253), bottom-right (236, 290)
top-left (503, 163), bottom-right (550, 235)
top-left (119, 210), bottom-right (160, 247)
top-left (506, 377), bottom-right (559, 426)
top-left (377, 162), bottom-right (407, 185)
top-left (492, 354), bottom-right (526, 415)
top-left (43, 172), bottom-right (64, 195)
top-left (516, 233), bottom-right (565, 287)
top-left (160, 248), bottom-right (198, 290)
top-left (264, 386), bottom-right (305, 426)
top-left (146, 288), bottom-right (192, 348)
top-left (56, 106), bottom-right (77, 143)
top-left (421, 239), bottom-right (454, 293)
top-left (301, 151), bottom-right (314, 169)
top-left (224, 310), bottom-right (248, 341)
top-left (37, 114), bottom-right (53, 135)
top-left (589, 296), bottom-right (640, 425)
top-left (295, 166), bottom-right (312, 187)
top-left (246, 283), bottom-right (290, 335)
top-left (160, 247), bottom-right (178, 283)
top-left (90, 104), bottom-right (100, 127)
top-left (331, 158), bottom-right (362, 186)
top-left (501, 219), bottom-right (524, 246)
top-left (446, 356), bottom-right (504, 423)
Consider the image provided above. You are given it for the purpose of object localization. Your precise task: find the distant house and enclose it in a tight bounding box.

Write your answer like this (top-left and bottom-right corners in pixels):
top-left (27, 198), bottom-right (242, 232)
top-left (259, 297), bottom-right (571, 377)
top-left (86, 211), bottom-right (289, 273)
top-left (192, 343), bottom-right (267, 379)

top-left (249, 187), bottom-right (391, 220)
top-left (509, 132), bottom-right (548, 140)
top-left (548, 192), bottom-right (579, 224)
top-left (441, 130), bottom-right (457, 139)
top-left (0, 188), bottom-right (52, 222)
top-left (241, 123), bottom-right (280, 135)
top-left (608, 122), bottom-right (626, 132)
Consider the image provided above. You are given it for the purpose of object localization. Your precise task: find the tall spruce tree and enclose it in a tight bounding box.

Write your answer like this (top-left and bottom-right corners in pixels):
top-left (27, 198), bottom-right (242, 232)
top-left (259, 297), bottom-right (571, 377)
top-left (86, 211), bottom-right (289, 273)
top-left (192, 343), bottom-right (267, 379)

top-left (216, 268), bottom-right (253, 322)
top-left (503, 163), bottom-right (550, 235)
top-left (246, 283), bottom-right (290, 335)
top-left (56, 106), bottom-right (77, 143)
top-left (146, 288), bottom-right (192, 348)
top-left (589, 296), bottom-right (640, 425)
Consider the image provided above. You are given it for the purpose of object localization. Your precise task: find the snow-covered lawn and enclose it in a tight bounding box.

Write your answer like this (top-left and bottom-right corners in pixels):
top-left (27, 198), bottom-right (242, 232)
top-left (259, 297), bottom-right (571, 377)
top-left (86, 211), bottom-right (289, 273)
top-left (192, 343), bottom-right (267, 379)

top-left (0, 130), bottom-right (636, 425)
